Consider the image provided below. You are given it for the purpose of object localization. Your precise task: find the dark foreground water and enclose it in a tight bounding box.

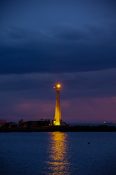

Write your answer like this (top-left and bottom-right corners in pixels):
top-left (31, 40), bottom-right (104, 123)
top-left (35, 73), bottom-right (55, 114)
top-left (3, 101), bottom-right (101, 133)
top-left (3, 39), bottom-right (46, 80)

top-left (0, 132), bottom-right (116, 175)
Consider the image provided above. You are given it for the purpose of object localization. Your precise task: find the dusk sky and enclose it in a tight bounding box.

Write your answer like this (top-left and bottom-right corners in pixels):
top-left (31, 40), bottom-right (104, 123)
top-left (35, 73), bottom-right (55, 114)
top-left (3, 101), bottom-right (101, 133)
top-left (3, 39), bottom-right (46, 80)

top-left (0, 0), bottom-right (116, 123)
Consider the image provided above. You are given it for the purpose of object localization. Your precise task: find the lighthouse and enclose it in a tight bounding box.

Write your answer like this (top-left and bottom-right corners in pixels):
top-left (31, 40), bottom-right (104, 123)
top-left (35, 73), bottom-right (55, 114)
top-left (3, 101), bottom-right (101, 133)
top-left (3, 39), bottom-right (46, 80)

top-left (53, 82), bottom-right (62, 126)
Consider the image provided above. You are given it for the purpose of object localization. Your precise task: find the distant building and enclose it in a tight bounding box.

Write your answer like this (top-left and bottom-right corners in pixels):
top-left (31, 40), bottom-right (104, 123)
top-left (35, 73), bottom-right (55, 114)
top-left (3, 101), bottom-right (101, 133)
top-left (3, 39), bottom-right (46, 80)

top-left (1, 122), bottom-right (17, 129)
top-left (0, 120), bottom-right (6, 127)
top-left (19, 120), bottom-right (51, 129)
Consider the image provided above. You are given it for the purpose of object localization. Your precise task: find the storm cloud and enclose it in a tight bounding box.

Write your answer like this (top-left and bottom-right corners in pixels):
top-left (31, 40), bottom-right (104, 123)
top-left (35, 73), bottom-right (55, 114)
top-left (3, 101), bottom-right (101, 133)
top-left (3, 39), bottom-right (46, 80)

top-left (0, 0), bottom-right (116, 74)
top-left (0, 69), bottom-right (116, 122)
top-left (0, 0), bottom-right (116, 122)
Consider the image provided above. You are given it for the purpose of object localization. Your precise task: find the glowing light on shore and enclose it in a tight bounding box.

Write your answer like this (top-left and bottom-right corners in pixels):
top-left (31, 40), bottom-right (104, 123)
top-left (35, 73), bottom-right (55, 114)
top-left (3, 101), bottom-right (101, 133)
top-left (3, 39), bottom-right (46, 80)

top-left (53, 82), bottom-right (62, 126)
top-left (54, 82), bottom-right (62, 91)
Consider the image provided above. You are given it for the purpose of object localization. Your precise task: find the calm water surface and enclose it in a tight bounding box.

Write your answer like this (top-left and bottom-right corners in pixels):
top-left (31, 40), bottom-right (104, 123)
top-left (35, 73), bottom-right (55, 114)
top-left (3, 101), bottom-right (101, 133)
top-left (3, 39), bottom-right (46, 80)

top-left (0, 132), bottom-right (116, 175)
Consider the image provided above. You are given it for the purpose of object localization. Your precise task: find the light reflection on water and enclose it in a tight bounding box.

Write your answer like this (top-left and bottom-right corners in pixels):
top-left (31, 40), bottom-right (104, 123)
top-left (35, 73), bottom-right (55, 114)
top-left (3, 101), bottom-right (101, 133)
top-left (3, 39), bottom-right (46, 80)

top-left (47, 132), bottom-right (70, 175)
top-left (0, 133), bottom-right (116, 175)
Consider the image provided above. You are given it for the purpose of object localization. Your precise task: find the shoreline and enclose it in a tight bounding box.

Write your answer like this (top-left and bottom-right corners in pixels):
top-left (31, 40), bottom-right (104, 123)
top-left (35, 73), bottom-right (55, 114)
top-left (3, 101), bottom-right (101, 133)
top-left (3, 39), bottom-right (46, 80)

top-left (0, 125), bottom-right (116, 132)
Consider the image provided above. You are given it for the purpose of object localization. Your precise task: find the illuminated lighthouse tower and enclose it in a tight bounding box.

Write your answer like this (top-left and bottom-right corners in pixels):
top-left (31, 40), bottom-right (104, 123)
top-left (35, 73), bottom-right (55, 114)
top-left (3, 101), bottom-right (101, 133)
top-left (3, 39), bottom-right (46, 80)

top-left (53, 82), bottom-right (62, 126)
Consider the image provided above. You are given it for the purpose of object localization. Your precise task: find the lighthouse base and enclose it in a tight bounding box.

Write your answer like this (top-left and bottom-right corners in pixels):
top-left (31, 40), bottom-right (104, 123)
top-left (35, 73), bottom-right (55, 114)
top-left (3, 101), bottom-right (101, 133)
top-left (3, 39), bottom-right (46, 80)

top-left (53, 120), bottom-right (61, 126)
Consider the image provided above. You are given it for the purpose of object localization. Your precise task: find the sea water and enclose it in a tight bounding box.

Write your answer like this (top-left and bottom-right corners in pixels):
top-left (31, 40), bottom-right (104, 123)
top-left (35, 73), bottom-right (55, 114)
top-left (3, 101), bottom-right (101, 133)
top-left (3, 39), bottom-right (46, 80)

top-left (0, 132), bottom-right (116, 175)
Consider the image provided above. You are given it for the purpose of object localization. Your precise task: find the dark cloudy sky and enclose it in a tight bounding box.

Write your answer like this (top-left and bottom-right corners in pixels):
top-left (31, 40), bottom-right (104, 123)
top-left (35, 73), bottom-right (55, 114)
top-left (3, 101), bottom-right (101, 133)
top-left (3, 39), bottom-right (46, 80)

top-left (0, 0), bottom-right (116, 123)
